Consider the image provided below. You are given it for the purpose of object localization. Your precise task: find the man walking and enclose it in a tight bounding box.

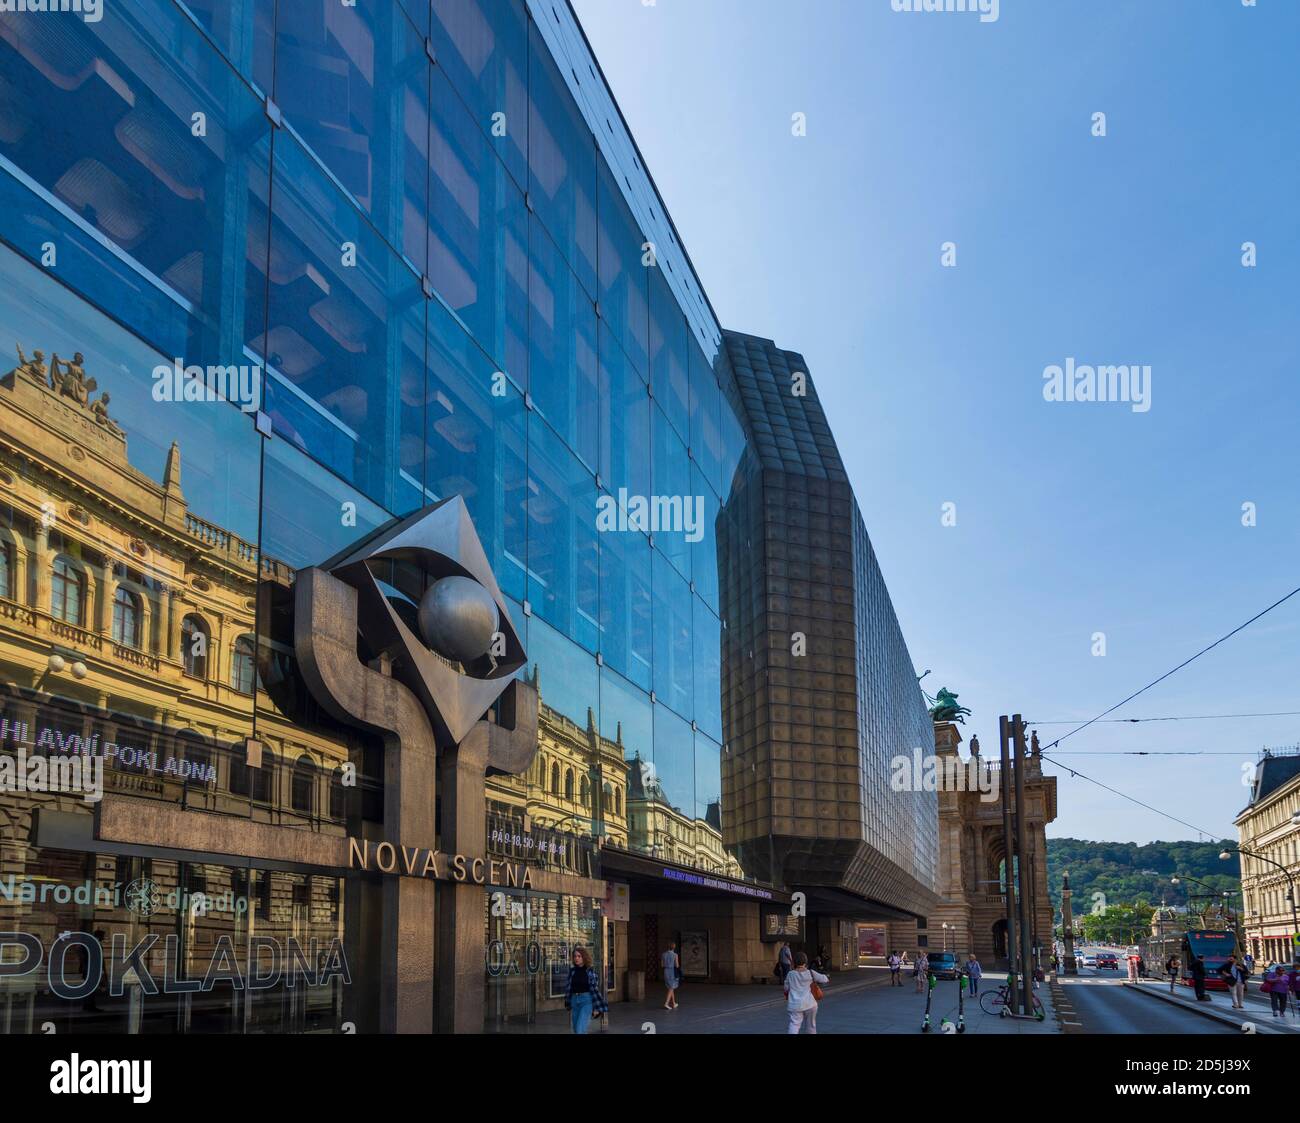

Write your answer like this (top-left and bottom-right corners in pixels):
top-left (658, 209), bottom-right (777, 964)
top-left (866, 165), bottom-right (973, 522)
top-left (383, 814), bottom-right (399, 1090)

top-left (1218, 953), bottom-right (1247, 1010)
top-left (1189, 953), bottom-right (1211, 1001)
top-left (778, 940), bottom-right (793, 984)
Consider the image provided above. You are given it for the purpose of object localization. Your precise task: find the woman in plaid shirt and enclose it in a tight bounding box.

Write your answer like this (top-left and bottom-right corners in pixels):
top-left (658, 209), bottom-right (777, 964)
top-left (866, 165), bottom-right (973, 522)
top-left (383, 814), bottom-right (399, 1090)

top-left (564, 945), bottom-right (609, 1033)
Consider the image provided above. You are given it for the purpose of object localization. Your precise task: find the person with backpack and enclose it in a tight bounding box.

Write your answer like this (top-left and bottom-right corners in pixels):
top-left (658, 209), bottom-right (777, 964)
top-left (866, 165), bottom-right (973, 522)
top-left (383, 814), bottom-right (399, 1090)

top-left (888, 951), bottom-right (903, 986)
top-left (784, 951), bottom-right (829, 1034)
top-left (1165, 953), bottom-right (1180, 994)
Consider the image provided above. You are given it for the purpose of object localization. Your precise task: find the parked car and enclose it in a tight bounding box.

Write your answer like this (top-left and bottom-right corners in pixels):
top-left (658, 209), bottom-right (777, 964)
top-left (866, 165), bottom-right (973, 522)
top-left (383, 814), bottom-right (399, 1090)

top-left (1096, 953), bottom-right (1118, 969)
top-left (928, 952), bottom-right (960, 980)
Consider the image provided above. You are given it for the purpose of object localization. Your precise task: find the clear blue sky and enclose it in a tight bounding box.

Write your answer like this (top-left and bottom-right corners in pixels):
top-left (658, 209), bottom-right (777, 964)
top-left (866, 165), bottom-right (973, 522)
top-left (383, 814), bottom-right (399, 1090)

top-left (573, 0), bottom-right (1300, 845)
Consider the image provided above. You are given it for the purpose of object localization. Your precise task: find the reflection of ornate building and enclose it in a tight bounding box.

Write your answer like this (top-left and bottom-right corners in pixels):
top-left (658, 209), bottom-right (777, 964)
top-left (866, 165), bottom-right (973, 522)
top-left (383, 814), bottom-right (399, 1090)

top-left (0, 348), bottom-right (345, 824)
top-left (626, 753), bottom-right (741, 878)
top-left (928, 721), bottom-right (1057, 964)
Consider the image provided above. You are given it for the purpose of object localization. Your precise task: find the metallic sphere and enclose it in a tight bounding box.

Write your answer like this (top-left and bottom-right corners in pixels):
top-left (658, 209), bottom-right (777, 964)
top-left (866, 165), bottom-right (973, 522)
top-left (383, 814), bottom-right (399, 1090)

top-left (417, 576), bottom-right (499, 664)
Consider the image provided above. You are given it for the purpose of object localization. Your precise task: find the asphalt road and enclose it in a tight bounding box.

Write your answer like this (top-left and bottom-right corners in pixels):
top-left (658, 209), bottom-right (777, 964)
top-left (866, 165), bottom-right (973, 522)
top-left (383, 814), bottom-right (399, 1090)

top-left (1058, 967), bottom-right (1236, 1034)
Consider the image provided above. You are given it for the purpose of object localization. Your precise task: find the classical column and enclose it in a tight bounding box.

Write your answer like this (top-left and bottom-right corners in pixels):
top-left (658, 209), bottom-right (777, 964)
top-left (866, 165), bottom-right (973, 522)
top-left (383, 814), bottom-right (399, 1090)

top-left (164, 588), bottom-right (179, 661)
top-left (33, 525), bottom-right (51, 614)
top-left (98, 561), bottom-right (116, 636)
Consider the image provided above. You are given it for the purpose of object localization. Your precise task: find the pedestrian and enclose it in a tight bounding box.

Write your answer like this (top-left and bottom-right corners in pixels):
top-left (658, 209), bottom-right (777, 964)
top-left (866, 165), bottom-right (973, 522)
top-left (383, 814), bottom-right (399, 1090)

top-left (1126, 952), bottom-right (1139, 983)
top-left (913, 951), bottom-right (930, 994)
top-left (1287, 965), bottom-right (1300, 1020)
top-left (784, 951), bottom-right (828, 1034)
top-left (661, 940), bottom-right (680, 1010)
top-left (1218, 954), bottom-right (1247, 1009)
top-left (1189, 953), bottom-right (1210, 1001)
top-left (563, 945), bottom-right (608, 1034)
top-left (1243, 951), bottom-right (1255, 975)
top-left (778, 940), bottom-right (793, 984)
top-left (964, 952), bottom-right (982, 996)
top-left (1136, 955), bottom-right (1146, 978)
top-left (888, 950), bottom-right (902, 986)
top-left (1263, 964), bottom-right (1290, 1018)
top-left (1165, 953), bottom-right (1180, 994)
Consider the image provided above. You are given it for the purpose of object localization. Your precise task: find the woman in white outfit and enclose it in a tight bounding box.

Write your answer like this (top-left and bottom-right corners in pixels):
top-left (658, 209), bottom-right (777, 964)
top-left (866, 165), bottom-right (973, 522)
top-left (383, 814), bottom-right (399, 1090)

top-left (784, 951), bottom-right (829, 1034)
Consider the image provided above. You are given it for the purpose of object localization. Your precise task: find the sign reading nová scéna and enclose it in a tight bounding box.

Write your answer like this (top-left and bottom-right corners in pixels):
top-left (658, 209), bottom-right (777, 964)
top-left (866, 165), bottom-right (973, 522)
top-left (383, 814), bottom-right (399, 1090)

top-left (348, 838), bottom-right (532, 889)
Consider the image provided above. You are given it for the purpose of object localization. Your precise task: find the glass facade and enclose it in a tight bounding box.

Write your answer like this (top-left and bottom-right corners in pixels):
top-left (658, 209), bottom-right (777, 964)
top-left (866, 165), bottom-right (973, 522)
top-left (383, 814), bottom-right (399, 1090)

top-left (0, 0), bottom-right (755, 1031)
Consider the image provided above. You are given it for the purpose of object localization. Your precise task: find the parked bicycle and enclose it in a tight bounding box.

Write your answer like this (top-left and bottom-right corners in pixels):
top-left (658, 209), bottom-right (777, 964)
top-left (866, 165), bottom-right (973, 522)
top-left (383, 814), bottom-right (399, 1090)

top-left (979, 981), bottom-right (1045, 1020)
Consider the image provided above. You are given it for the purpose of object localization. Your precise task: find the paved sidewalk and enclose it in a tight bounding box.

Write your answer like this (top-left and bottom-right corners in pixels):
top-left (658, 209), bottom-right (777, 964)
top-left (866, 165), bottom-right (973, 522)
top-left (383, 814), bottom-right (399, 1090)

top-left (494, 968), bottom-right (1057, 1035)
top-left (1126, 977), bottom-right (1300, 1034)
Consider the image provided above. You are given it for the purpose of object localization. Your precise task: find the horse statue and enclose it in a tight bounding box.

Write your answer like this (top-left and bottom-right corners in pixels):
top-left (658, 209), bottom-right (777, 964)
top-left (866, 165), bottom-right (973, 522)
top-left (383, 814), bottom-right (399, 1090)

top-left (927, 686), bottom-right (971, 725)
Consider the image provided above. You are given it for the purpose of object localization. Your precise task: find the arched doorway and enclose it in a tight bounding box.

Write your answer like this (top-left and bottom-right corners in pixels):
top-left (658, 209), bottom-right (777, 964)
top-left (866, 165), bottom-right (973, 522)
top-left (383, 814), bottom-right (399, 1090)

top-left (992, 919), bottom-right (1009, 962)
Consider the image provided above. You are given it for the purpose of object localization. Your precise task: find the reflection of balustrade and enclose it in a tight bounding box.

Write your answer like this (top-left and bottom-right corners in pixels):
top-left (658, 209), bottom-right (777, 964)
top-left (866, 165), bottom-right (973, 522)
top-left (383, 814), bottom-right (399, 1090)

top-left (185, 513), bottom-right (264, 575)
top-left (49, 619), bottom-right (103, 652)
top-left (0, 598), bottom-right (36, 628)
top-left (113, 644), bottom-right (161, 673)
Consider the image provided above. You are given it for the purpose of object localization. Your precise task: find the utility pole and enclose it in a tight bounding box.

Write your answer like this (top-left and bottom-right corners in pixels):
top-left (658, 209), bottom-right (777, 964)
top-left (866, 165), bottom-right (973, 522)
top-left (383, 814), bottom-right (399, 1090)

top-left (1012, 714), bottom-right (1035, 1016)
top-left (998, 715), bottom-right (1021, 1005)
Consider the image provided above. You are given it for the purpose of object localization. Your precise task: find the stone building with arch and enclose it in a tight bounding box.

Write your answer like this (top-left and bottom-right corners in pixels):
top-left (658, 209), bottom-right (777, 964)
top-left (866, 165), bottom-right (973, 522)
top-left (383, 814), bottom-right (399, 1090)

top-left (924, 720), bottom-right (1057, 966)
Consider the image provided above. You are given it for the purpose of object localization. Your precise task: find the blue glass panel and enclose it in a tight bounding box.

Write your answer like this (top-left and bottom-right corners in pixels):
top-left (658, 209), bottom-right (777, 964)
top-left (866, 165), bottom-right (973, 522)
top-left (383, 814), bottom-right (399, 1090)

top-left (524, 614), bottom-right (597, 737)
top-left (526, 19), bottom-right (596, 300)
top-left (272, 0), bottom-right (428, 269)
top-left (652, 549), bottom-right (691, 717)
top-left (649, 264), bottom-right (689, 441)
top-left (651, 403), bottom-right (692, 582)
top-left (252, 133), bottom-right (425, 514)
top-left (527, 215), bottom-right (597, 471)
top-left (260, 439), bottom-right (391, 567)
top-left (597, 502), bottom-right (652, 692)
top-left (428, 66), bottom-right (527, 385)
top-left (423, 298), bottom-right (527, 600)
top-left (718, 361), bottom-right (747, 505)
top-left (429, 0), bottom-right (528, 190)
top-left (597, 320), bottom-right (650, 500)
top-left (0, 245), bottom-right (261, 545)
top-left (181, 0), bottom-right (275, 94)
top-left (0, 0), bottom-right (270, 365)
top-left (652, 704), bottom-right (694, 818)
top-left (689, 463), bottom-right (719, 612)
top-left (527, 414), bottom-right (599, 653)
top-left (596, 160), bottom-right (647, 378)
top-left (688, 333), bottom-right (724, 498)
top-left (692, 596), bottom-right (722, 741)
top-left (694, 733), bottom-right (722, 832)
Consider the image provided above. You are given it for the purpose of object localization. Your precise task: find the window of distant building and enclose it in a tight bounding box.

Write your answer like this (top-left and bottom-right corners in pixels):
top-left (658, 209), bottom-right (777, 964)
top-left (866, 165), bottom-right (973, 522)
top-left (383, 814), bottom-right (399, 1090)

top-left (0, 542), bottom-right (10, 599)
top-left (551, 762), bottom-right (560, 793)
top-left (580, 777), bottom-right (590, 808)
top-left (231, 634), bottom-right (256, 694)
top-left (182, 614), bottom-right (209, 678)
top-left (51, 556), bottom-right (85, 625)
top-left (565, 769), bottom-right (574, 800)
top-left (329, 766), bottom-right (347, 821)
top-left (292, 755), bottom-right (316, 815)
top-left (112, 586), bottom-right (142, 648)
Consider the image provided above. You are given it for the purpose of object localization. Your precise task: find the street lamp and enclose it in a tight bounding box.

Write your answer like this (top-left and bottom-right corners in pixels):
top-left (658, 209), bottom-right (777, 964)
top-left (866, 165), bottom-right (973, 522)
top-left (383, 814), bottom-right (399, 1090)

top-left (1221, 846), bottom-right (1298, 965)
